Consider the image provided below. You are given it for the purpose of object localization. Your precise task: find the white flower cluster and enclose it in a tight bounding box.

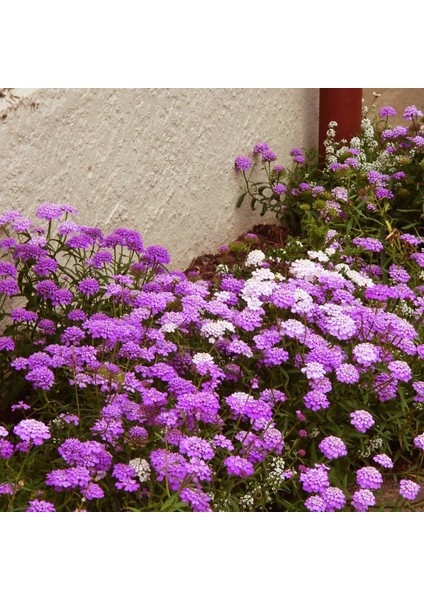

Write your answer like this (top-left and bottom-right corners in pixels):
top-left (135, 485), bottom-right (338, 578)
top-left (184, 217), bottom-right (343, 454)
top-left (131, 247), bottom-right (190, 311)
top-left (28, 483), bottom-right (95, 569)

top-left (324, 121), bottom-right (338, 163)
top-left (334, 263), bottom-right (375, 288)
top-left (215, 264), bottom-right (229, 274)
top-left (289, 258), bottom-right (325, 282)
top-left (398, 300), bottom-right (415, 318)
top-left (357, 437), bottom-right (383, 459)
top-left (325, 229), bottom-right (338, 242)
top-left (200, 319), bottom-right (235, 342)
top-left (261, 457), bottom-right (287, 494)
top-left (245, 249), bottom-right (266, 267)
top-left (307, 250), bottom-right (330, 263)
top-left (361, 116), bottom-right (378, 147)
top-left (301, 361), bottom-right (326, 380)
top-left (160, 322), bottom-right (177, 333)
top-left (309, 427), bottom-right (320, 438)
top-left (241, 268), bottom-right (277, 309)
top-left (50, 417), bottom-right (65, 430)
top-left (238, 492), bottom-right (255, 510)
top-left (291, 288), bottom-right (315, 317)
top-left (129, 458), bottom-right (151, 482)
top-left (192, 352), bottom-right (215, 365)
top-left (213, 290), bottom-right (231, 302)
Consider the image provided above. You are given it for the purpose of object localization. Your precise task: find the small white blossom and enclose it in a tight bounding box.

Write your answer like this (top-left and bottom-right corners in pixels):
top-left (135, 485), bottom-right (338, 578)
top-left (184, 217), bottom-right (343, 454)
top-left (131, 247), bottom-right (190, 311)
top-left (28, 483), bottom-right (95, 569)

top-left (161, 322), bottom-right (177, 333)
top-left (245, 250), bottom-right (266, 267)
top-left (200, 319), bottom-right (235, 342)
top-left (192, 352), bottom-right (215, 365)
top-left (335, 264), bottom-right (375, 288)
top-left (307, 250), bottom-right (330, 263)
top-left (129, 458), bottom-right (151, 483)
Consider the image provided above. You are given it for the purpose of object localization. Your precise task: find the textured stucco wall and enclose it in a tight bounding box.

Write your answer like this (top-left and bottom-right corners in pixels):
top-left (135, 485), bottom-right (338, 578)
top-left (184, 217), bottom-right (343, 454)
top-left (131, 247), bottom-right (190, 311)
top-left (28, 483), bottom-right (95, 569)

top-left (363, 88), bottom-right (424, 122)
top-left (0, 88), bottom-right (319, 268)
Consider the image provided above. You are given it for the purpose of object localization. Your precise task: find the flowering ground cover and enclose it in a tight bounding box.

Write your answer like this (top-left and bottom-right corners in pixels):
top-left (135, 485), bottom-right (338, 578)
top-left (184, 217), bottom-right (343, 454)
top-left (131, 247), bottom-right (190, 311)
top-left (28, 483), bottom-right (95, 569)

top-left (0, 101), bottom-right (423, 512)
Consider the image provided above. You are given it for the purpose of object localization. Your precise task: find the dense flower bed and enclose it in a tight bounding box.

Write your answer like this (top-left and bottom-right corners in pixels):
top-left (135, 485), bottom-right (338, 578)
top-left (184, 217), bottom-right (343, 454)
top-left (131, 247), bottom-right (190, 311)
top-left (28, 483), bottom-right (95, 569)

top-left (1, 102), bottom-right (423, 511)
top-left (1, 195), bottom-right (423, 511)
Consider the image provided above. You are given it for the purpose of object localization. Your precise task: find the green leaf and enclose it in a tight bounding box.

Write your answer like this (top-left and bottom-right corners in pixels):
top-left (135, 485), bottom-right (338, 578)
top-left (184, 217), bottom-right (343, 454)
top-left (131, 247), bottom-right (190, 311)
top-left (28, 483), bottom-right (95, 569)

top-left (159, 494), bottom-right (182, 512)
top-left (236, 192), bottom-right (247, 208)
top-left (260, 202), bottom-right (268, 216)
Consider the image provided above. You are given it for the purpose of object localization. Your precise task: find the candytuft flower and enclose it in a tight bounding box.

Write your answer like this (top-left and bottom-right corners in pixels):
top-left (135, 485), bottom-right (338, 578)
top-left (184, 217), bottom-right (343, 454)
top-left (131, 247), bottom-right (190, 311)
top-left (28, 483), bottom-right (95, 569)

top-left (399, 479), bottom-right (420, 500)
top-left (318, 436), bottom-right (347, 460)
top-left (13, 419), bottom-right (51, 446)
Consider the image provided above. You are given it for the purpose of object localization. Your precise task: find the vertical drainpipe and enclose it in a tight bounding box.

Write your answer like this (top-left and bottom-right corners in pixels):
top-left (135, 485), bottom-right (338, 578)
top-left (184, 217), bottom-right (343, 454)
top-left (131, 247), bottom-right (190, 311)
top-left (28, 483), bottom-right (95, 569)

top-left (318, 88), bottom-right (363, 164)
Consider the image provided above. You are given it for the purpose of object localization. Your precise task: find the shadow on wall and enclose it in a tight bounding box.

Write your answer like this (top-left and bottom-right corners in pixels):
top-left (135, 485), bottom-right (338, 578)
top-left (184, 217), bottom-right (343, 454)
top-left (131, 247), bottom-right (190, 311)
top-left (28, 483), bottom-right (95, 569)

top-left (299, 89), bottom-right (320, 148)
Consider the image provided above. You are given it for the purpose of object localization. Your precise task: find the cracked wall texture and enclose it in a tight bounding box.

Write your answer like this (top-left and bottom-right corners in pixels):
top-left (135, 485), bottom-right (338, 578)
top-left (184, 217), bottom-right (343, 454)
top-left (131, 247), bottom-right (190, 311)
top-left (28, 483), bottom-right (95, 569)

top-left (0, 88), bottom-right (319, 268)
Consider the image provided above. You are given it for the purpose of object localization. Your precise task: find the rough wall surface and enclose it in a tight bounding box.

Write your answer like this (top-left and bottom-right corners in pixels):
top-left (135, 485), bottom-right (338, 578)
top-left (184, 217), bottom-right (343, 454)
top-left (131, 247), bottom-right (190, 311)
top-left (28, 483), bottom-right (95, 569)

top-left (363, 88), bottom-right (424, 123)
top-left (0, 88), bottom-right (319, 268)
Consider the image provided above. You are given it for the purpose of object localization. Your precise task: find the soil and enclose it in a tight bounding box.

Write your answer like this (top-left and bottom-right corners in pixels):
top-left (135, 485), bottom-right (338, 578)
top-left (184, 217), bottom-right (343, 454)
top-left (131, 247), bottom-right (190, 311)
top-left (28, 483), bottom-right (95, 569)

top-left (184, 223), bottom-right (290, 282)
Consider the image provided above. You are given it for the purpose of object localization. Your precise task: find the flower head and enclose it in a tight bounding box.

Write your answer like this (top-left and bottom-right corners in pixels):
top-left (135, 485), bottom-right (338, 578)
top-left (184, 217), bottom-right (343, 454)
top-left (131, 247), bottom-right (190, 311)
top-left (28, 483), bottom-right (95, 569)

top-left (403, 105), bottom-right (423, 120)
top-left (356, 466), bottom-right (383, 490)
top-left (26, 499), bottom-right (56, 512)
top-left (372, 454), bottom-right (393, 469)
top-left (318, 436), bottom-right (347, 460)
top-left (235, 156), bottom-right (252, 171)
top-left (13, 419), bottom-right (51, 446)
top-left (351, 489), bottom-right (376, 512)
top-left (299, 465), bottom-right (330, 493)
top-left (379, 106), bottom-right (396, 118)
top-left (413, 433), bottom-right (424, 451)
top-left (321, 487), bottom-right (346, 511)
top-left (224, 456), bottom-right (254, 478)
top-left (399, 479), bottom-right (420, 501)
top-left (304, 495), bottom-right (326, 512)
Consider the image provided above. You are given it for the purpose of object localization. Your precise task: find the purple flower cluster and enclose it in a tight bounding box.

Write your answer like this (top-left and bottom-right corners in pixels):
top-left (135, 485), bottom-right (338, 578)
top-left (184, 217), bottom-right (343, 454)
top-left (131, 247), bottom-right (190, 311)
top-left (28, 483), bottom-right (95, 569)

top-left (318, 436), bottom-right (347, 460)
top-left (352, 237), bottom-right (384, 252)
top-left (26, 499), bottom-right (56, 512)
top-left (224, 456), bottom-right (255, 478)
top-left (305, 486), bottom-right (346, 512)
top-left (112, 464), bottom-right (140, 492)
top-left (13, 419), bottom-right (51, 446)
top-left (413, 433), bottom-right (424, 451)
top-left (373, 454), bottom-right (393, 469)
top-left (399, 479), bottom-right (420, 500)
top-left (356, 466), bottom-right (383, 490)
top-left (300, 465), bottom-right (330, 493)
top-left (349, 410), bottom-right (375, 433)
top-left (235, 156), bottom-right (252, 171)
top-left (351, 489), bottom-right (376, 512)
top-left (46, 467), bottom-right (92, 491)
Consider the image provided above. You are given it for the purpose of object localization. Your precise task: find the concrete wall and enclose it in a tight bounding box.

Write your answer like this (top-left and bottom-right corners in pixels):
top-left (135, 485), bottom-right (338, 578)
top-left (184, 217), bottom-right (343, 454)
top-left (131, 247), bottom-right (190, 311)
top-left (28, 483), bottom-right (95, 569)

top-left (0, 88), bottom-right (319, 269)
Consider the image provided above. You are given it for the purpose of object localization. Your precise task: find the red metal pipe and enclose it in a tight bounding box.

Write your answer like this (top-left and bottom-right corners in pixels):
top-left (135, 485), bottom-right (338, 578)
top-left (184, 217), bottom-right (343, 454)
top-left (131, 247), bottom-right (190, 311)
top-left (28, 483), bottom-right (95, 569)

top-left (319, 88), bottom-right (363, 161)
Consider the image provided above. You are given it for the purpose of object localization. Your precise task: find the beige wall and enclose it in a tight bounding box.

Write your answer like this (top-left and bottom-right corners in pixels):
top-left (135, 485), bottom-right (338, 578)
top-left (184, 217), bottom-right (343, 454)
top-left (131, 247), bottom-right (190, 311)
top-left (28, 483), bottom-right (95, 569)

top-left (0, 88), bottom-right (319, 269)
top-left (363, 88), bottom-right (424, 122)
